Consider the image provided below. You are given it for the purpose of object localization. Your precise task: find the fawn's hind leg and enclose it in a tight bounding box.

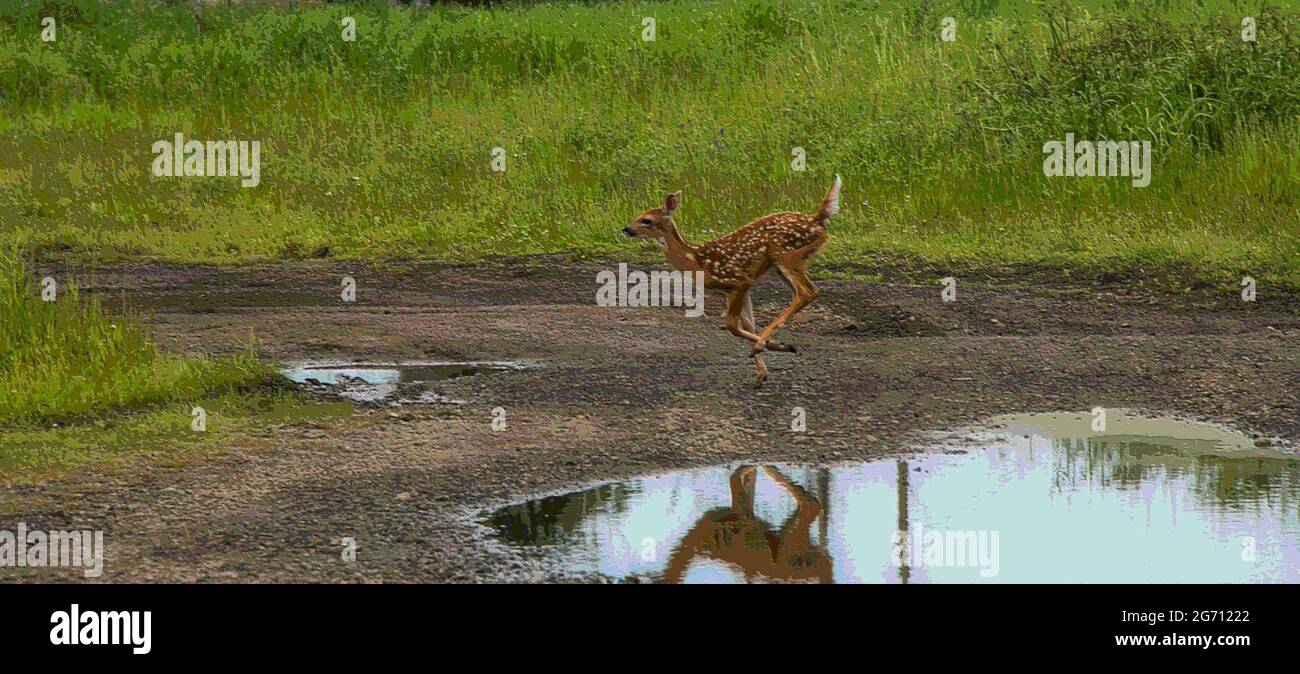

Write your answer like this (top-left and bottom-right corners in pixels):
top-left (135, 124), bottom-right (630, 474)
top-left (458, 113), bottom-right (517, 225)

top-left (751, 262), bottom-right (820, 356)
top-left (743, 288), bottom-right (797, 353)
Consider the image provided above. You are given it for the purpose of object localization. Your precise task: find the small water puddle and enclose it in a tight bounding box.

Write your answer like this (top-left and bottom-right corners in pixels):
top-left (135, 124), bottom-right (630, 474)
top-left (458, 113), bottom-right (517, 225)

top-left (483, 410), bottom-right (1298, 583)
top-left (282, 361), bottom-right (525, 403)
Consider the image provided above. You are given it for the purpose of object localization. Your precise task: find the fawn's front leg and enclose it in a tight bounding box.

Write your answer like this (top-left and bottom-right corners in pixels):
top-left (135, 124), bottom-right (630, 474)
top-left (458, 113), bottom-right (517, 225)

top-left (725, 288), bottom-right (767, 384)
top-left (738, 290), bottom-right (768, 384)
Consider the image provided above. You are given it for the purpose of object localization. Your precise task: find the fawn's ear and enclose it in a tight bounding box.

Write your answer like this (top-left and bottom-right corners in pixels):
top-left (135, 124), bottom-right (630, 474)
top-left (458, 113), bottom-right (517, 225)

top-left (663, 191), bottom-right (682, 215)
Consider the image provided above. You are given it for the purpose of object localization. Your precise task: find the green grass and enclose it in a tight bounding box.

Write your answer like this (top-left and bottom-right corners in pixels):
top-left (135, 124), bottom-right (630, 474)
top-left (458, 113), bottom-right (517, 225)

top-left (0, 390), bottom-right (351, 483)
top-left (0, 249), bottom-right (345, 479)
top-left (0, 251), bottom-right (273, 426)
top-left (1, 0), bottom-right (1298, 288)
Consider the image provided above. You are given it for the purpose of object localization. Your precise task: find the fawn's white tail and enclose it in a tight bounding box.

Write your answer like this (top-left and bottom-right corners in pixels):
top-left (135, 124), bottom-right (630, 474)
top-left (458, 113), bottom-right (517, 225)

top-left (813, 174), bottom-right (841, 224)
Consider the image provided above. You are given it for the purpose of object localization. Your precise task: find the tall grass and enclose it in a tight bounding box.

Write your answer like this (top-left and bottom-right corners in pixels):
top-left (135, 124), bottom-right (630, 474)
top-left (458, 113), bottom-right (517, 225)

top-left (0, 250), bottom-right (272, 425)
top-left (0, 0), bottom-right (1296, 285)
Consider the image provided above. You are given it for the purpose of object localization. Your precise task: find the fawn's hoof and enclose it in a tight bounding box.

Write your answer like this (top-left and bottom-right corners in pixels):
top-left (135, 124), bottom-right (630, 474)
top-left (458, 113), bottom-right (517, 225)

top-left (754, 371), bottom-right (767, 387)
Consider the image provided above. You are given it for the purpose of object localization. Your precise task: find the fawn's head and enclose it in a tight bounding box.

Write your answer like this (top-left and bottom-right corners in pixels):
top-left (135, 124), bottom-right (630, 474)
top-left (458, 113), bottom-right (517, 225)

top-left (623, 191), bottom-right (681, 239)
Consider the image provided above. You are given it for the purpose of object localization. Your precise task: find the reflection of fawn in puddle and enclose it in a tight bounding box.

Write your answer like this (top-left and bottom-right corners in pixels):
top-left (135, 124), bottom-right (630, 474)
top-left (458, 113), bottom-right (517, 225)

top-left (661, 466), bottom-right (832, 583)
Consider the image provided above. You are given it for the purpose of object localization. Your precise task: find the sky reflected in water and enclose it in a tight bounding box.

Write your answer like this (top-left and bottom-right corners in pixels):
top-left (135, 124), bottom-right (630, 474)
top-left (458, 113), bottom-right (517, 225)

top-left (485, 411), bottom-right (1299, 583)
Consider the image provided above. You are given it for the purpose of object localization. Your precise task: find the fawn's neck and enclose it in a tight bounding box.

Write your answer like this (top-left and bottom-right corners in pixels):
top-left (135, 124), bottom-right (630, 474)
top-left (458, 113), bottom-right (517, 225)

top-left (660, 219), bottom-right (701, 272)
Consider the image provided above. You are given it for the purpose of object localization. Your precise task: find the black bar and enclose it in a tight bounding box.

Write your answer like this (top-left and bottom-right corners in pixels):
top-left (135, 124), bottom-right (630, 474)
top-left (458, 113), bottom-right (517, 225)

top-left (3, 583), bottom-right (1289, 661)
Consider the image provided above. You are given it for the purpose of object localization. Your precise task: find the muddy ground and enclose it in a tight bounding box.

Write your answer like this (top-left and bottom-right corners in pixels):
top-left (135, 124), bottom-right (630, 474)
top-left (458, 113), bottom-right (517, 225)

top-left (3, 258), bottom-right (1299, 582)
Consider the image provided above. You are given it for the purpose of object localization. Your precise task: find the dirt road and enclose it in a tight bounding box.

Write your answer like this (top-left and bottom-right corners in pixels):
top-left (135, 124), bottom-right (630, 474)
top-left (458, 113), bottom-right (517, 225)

top-left (4, 258), bottom-right (1298, 582)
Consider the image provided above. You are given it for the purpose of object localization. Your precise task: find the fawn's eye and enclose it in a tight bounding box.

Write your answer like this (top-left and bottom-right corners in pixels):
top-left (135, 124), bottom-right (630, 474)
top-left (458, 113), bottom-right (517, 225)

top-left (639, 218), bottom-right (654, 226)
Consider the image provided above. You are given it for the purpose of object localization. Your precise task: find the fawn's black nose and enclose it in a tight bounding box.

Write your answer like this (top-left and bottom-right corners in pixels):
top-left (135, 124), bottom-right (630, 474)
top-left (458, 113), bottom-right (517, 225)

top-left (622, 227), bottom-right (635, 237)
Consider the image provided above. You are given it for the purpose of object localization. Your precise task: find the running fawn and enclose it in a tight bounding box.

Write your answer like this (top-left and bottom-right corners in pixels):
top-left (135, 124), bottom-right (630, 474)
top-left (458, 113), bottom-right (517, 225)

top-left (623, 176), bottom-right (840, 385)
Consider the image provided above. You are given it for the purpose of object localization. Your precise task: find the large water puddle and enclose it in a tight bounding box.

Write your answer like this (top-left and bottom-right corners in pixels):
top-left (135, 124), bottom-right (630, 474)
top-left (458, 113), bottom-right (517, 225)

top-left (283, 361), bottom-right (526, 403)
top-left (483, 410), bottom-right (1298, 583)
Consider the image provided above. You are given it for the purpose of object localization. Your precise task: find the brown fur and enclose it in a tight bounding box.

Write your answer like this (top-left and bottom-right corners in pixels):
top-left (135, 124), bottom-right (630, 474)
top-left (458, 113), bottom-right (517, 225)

top-left (623, 176), bottom-right (840, 385)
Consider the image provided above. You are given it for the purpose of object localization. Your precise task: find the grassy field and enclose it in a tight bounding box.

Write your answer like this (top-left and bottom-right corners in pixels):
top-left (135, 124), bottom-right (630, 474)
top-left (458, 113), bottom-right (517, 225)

top-left (0, 0), bottom-right (1296, 287)
top-left (0, 250), bottom-right (335, 479)
top-left (0, 0), bottom-right (1297, 473)
top-left (0, 251), bottom-right (272, 426)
